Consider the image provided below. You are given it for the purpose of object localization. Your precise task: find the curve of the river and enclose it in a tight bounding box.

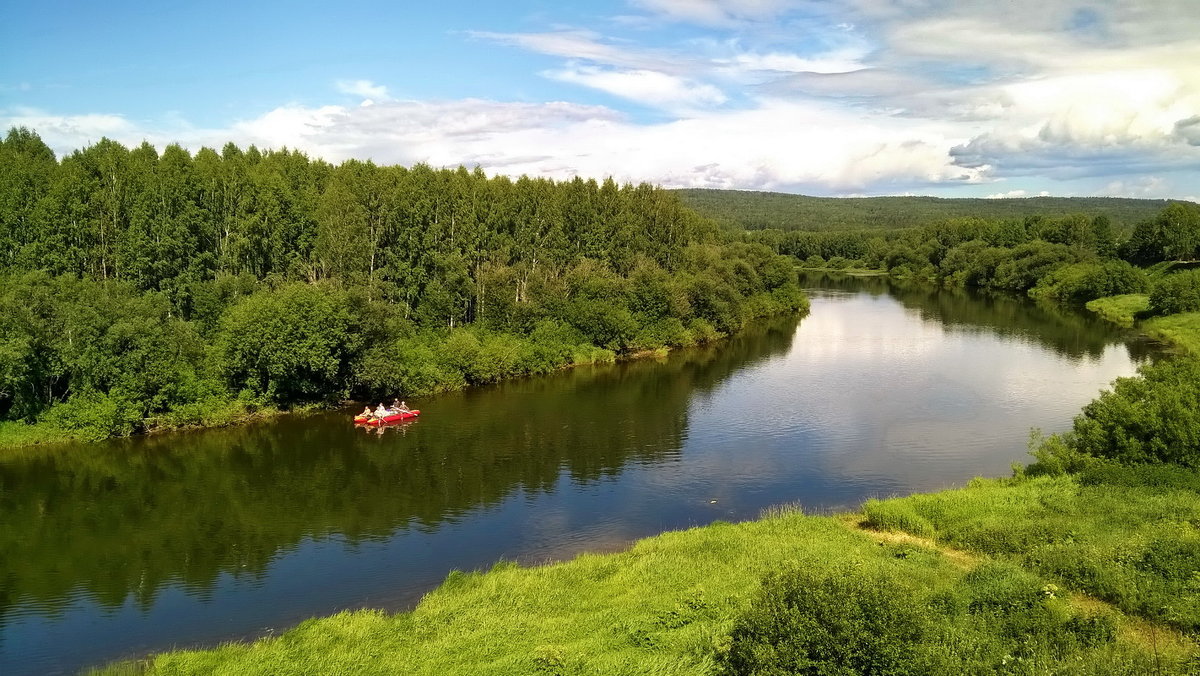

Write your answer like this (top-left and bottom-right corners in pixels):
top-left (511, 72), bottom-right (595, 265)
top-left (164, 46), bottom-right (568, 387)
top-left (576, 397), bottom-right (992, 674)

top-left (0, 274), bottom-right (1157, 674)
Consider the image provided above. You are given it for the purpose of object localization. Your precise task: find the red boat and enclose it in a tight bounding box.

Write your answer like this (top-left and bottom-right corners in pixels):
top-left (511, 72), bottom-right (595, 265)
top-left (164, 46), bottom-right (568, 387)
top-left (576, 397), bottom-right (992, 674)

top-left (355, 409), bottom-right (420, 425)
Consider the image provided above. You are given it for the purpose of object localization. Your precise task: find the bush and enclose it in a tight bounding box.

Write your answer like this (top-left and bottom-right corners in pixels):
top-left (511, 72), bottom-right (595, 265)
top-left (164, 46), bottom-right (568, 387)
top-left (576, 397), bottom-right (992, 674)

top-left (357, 338), bottom-right (462, 396)
top-left (1069, 357), bottom-right (1200, 467)
top-left (215, 283), bottom-right (367, 403)
top-left (40, 392), bottom-right (143, 441)
top-left (1030, 260), bottom-right (1149, 304)
top-left (721, 566), bottom-right (927, 675)
top-left (1149, 268), bottom-right (1200, 315)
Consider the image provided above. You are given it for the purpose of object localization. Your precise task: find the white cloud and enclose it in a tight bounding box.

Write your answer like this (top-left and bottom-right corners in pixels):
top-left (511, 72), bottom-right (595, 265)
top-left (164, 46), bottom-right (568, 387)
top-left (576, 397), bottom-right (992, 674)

top-left (336, 79), bottom-right (390, 100)
top-left (544, 66), bottom-right (727, 108)
top-left (984, 190), bottom-right (1050, 199)
top-left (3, 97), bottom-right (983, 193)
top-left (0, 107), bottom-right (140, 149)
top-left (1102, 177), bottom-right (1169, 198)
top-left (8, 0), bottom-right (1200, 198)
top-left (720, 50), bottom-right (865, 75)
top-left (469, 30), bottom-right (682, 74)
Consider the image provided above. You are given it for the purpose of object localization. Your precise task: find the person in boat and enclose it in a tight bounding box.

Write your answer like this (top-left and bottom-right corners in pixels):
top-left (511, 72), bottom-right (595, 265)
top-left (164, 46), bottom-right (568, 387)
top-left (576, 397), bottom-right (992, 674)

top-left (360, 406), bottom-right (372, 417)
top-left (375, 403), bottom-right (389, 418)
top-left (395, 400), bottom-right (411, 413)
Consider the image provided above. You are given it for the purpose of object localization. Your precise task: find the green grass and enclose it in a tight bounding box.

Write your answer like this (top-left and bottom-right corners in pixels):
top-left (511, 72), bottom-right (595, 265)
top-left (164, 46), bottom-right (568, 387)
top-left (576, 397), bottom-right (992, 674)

top-left (1084, 294), bottom-right (1149, 328)
top-left (1085, 292), bottom-right (1200, 353)
top-left (865, 471), bottom-right (1200, 637)
top-left (1142, 312), bottom-right (1200, 355)
top-left (96, 472), bottom-right (1199, 675)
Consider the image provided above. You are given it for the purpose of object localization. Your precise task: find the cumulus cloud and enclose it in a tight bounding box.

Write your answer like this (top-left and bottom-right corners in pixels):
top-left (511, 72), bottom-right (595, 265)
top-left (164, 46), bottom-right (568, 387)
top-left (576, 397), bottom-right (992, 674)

top-left (4, 96), bottom-right (985, 193)
top-left (0, 107), bottom-right (144, 151)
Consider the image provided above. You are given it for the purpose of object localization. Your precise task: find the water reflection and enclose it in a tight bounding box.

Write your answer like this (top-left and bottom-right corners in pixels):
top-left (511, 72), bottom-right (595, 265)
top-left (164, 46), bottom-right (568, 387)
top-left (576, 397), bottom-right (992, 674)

top-left (803, 271), bottom-right (1155, 362)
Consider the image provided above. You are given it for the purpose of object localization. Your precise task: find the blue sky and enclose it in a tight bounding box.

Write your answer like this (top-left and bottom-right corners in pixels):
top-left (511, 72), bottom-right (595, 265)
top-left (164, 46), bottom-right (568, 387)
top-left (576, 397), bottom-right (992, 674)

top-left (3, 0), bottom-right (1199, 198)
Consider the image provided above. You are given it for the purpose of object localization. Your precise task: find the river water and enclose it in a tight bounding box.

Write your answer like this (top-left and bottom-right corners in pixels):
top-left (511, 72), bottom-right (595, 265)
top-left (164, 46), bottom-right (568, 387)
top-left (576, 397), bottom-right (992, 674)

top-left (0, 275), bottom-right (1155, 674)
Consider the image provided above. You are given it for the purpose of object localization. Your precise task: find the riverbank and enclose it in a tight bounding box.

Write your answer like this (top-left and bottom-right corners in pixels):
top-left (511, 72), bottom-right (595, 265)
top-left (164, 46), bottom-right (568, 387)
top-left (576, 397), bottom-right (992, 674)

top-left (0, 398), bottom-right (291, 453)
top-left (0, 304), bottom-right (809, 454)
top-left (1085, 293), bottom-right (1200, 354)
top-left (97, 464), bottom-right (1198, 674)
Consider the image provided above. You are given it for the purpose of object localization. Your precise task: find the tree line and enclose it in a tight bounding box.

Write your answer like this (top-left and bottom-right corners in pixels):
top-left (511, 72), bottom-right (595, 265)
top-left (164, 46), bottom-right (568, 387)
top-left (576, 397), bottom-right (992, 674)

top-left (675, 188), bottom-right (1171, 232)
top-left (0, 127), bottom-right (808, 442)
top-left (753, 201), bottom-right (1200, 310)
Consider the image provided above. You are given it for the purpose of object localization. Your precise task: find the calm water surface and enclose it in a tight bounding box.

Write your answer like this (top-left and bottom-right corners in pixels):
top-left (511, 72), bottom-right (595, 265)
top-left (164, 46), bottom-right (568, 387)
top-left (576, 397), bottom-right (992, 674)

top-left (0, 276), bottom-right (1155, 674)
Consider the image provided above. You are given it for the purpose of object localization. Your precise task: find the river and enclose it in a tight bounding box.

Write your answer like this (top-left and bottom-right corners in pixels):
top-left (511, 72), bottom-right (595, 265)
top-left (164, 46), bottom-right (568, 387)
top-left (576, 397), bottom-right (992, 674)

top-left (0, 275), bottom-right (1155, 674)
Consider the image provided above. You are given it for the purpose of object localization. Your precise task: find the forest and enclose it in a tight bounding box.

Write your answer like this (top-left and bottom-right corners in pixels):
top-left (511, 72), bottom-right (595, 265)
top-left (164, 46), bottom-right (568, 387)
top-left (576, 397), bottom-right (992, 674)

top-left (675, 188), bottom-right (1172, 231)
top-left (0, 127), bottom-right (807, 444)
top-left (753, 201), bottom-right (1200, 307)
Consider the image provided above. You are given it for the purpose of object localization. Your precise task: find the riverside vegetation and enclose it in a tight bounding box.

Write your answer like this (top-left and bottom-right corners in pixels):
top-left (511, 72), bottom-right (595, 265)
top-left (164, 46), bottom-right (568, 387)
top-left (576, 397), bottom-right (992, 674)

top-left (88, 198), bottom-right (1200, 672)
top-left (0, 128), bottom-right (806, 447)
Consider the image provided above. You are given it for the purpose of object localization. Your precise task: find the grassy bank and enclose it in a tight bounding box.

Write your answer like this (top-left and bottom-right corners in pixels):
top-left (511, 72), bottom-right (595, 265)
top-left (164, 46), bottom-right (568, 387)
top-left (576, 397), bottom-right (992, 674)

top-left (99, 465), bottom-right (1199, 675)
top-left (1083, 294), bottom-right (1148, 328)
top-left (1084, 292), bottom-right (1200, 355)
top-left (1142, 312), bottom-right (1200, 355)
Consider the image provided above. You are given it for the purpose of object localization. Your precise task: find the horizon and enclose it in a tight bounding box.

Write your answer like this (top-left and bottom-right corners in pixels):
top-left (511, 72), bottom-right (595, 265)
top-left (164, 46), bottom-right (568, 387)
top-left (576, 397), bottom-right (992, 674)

top-left (3, 1), bottom-right (1199, 201)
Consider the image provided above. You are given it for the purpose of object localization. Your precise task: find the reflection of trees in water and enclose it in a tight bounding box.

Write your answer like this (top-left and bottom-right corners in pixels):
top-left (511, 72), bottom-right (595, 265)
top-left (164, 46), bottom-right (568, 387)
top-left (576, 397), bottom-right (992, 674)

top-left (802, 272), bottom-right (1148, 361)
top-left (0, 316), bottom-right (798, 624)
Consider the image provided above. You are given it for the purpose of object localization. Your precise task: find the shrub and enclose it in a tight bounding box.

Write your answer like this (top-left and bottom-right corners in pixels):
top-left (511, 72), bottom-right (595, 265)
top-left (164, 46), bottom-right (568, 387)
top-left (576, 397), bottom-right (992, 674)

top-left (1030, 260), bottom-right (1149, 304)
top-left (215, 283), bottom-right (366, 403)
top-left (1069, 357), bottom-right (1200, 467)
top-left (721, 566), bottom-right (926, 675)
top-left (40, 392), bottom-right (143, 441)
top-left (1149, 268), bottom-right (1200, 315)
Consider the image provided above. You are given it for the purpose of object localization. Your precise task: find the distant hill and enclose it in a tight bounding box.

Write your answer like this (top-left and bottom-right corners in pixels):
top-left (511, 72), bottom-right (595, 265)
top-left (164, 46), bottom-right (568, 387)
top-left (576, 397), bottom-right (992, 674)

top-left (673, 189), bottom-right (1178, 232)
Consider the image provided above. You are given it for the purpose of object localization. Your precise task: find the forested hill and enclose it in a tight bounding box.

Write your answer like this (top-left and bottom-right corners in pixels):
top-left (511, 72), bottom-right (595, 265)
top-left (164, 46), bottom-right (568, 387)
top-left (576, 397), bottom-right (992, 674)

top-left (674, 188), bottom-right (1176, 232)
top-left (0, 127), bottom-right (808, 444)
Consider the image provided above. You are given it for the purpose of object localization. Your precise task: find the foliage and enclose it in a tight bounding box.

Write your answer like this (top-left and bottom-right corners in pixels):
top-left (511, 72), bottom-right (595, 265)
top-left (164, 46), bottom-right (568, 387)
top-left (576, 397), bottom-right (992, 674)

top-left (214, 283), bottom-right (369, 403)
top-left (1121, 201), bottom-right (1200, 264)
top-left (722, 565), bottom-right (926, 675)
top-left (1030, 260), bottom-right (1149, 304)
top-left (1068, 357), bottom-right (1200, 467)
top-left (1149, 268), bottom-right (1200, 315)
top-left (0, 127), bottom-right (808, 443)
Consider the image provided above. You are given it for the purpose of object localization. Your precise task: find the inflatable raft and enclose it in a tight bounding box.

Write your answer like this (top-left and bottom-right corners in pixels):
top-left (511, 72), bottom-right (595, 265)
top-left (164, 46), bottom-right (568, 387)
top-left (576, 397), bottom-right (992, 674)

top-left (355, 410), bottom-right (420, 425)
